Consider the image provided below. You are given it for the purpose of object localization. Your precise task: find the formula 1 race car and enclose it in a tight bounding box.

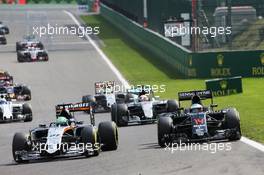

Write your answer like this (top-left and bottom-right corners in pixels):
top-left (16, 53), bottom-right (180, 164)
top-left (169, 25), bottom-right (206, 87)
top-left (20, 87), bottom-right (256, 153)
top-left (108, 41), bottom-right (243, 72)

top-left (0, 95), bottom-right (32, 122)
top-left (0, 85), bottom-right (31, 101)
top-left (0, 71), bottom-right (31, 101)
top-left (0, 35), bottom-right (7, 45)
top-left (82, 81), bottom-right (120, 112)
top-left (111, 87), bottom-right (179, 126)
top-left (0, 70), bottom-right (13, 84)
top-left (0, 22), bottom-right (9, 35)
top-left (157, 90), bottom-right (241, 147)
top-left (12, 102), bottom-right (118, 163)
top-left (16, 35), bottom-right (44, 52)
top-left (17, 47), bottom-right (49, 62)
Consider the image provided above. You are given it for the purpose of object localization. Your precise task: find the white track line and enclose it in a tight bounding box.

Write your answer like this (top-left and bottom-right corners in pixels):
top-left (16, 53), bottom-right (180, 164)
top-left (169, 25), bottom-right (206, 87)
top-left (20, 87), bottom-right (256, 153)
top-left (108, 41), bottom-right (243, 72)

top-left (241, 136), bottom-right (264, 152)
top-left (64, 10), bottom-right (129, 88)
top-left (64, 10), bottom-right (264, 153)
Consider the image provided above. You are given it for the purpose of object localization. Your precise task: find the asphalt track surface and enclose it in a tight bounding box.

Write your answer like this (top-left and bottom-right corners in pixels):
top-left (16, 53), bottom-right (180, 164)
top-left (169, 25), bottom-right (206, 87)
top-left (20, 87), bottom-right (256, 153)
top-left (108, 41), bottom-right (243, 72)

top-left (0, 5), bottom-right (263, 175)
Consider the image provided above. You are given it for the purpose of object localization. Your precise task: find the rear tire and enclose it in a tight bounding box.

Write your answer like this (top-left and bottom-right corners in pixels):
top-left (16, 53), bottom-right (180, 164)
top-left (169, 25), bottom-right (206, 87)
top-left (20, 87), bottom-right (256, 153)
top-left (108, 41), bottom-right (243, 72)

top-left (224, 108), bottom-right (241, 141)
top-left (158, 117), bottom-right (173, 147)
top-left (12, 133), bottom-right (29, 163)
top-left (98, 121), bottom-right (118, 151)
top-left (81, 126), bottom-right (100, 157)
top-left (22, 104), bottom-right (32, 122)
top-left (21, 86), bottom-right (31, 101)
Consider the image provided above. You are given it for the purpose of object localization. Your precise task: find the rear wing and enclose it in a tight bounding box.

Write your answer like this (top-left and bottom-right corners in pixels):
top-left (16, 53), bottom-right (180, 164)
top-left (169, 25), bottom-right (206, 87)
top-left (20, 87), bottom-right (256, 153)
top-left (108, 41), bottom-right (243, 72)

top-left (95, 81), bottom-right (115, 94)
top-left (56, 102), bottom-right (96, 125)
top-left (55, 102), bottom-right (92, 116)
top-left (178, 90), bottom-right (213, 102)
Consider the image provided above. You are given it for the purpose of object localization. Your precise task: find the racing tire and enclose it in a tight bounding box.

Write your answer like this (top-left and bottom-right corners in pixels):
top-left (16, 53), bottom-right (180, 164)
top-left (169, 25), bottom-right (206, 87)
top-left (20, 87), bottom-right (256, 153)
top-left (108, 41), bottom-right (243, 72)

top-left (158, 117), bottom-right (173, 147)
top-left (22, 104), bottom-right (33, 122)
top-left (224, 108), bottom-right (241, 141)
top-left (12, 133), bottom-right (29, 163)
top-left (113, 103), bottom-right (128, 127)
top-left (111, 104), bottom-right (117, 123)
top-left (16, 43), bottom-right (20, 52)
top-left (0, 108), bottom-right (3, 121)
top-left (166, 100), bottom-right (179, 112)
top-left (17, 54), bottom-right (24, 63)
top-left (21, 86), bottom-right (31, 101)
top-left (81, 126), bottom-right (100, 157)
top-left (98, 121), bottom-right (118, 151)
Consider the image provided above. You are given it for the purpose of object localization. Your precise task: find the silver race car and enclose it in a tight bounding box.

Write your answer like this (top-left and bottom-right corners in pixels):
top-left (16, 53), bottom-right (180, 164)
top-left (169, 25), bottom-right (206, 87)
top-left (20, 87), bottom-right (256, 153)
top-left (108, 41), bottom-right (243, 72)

top-left (0, 96), bottom-right (32, 122)
top-left (111, 86), bottom-right (179, 126)
top-left (17, 47), bottom-right (49, 62)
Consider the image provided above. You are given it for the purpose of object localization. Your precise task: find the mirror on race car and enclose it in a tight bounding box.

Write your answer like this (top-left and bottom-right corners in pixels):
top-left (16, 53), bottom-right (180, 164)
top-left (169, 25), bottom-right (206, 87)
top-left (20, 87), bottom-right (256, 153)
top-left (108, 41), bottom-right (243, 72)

top-left (210, 104), bottom-right (218, 108)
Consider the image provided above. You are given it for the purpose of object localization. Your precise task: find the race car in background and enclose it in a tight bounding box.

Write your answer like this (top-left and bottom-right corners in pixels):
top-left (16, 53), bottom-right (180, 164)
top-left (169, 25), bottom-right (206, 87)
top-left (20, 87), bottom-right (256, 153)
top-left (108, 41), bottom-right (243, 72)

top-left (0, 70), bottom-right (13, 84)
top-left (16, 35), bottom-right (44, 52)
top-left (0, 21), bottom-right (9, 35)
top-left (0, 35), bottom-right (7, 45)
top-left (0, 85), bottom-right (31, 101)
top-left (0, 70), bottom-right (31, 101)
top-left (12, 102), bottom-right (118, 163)
top-left (82, 81), bottom-right (120, 112)
top-left (82, 81), bottom-right (142, 113)
top-left (111, 86), bottom-right (179, 126)
top-left (157, 90), bottom-right (241, 147)
top-left (17, 47), bottom-right (49, 62)
top-left (0, 95), bottom-right (32, 123)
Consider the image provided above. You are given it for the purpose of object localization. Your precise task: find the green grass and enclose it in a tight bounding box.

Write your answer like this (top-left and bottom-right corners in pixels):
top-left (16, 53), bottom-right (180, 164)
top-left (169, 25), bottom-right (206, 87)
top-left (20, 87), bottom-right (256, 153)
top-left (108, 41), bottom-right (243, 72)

top-left (81, 15), bottom-right (264, 143)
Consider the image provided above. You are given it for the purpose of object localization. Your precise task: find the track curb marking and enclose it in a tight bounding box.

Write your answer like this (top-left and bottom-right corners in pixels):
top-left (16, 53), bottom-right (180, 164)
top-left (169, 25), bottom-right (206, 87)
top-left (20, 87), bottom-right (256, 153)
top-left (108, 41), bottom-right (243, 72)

top-left (64, 10), bottom-right (264, 153)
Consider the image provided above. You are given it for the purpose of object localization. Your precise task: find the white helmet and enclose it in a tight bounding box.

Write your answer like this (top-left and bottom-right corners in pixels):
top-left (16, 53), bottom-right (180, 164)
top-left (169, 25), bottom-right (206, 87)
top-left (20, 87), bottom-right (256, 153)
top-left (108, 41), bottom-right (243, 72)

top-left (139, 95), bottom-right (149, 102)
top-left (190, 103), bottom-right (203, 113)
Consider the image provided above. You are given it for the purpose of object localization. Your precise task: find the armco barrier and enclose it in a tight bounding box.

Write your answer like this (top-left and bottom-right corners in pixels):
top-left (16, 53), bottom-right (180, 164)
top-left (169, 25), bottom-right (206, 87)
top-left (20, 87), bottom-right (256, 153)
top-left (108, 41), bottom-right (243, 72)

top-left (100, 4), bottom-right (192, 78)
top-left (100, 4), bottom-right (264, 78)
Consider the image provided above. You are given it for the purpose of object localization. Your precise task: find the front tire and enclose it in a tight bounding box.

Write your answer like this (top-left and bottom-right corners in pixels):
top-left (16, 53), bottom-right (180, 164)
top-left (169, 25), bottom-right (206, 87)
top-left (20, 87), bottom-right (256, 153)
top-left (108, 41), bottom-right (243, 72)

top-left (81, 126), bottom-right (100, 157)
top-left (12, 133), bottom-right (29, 163)
top-left (158, 116), bottom-right (173, 147)
top-left (98, 121), bottom-right (118, 151)
top-left (111, 104), bottom-right (128, 127)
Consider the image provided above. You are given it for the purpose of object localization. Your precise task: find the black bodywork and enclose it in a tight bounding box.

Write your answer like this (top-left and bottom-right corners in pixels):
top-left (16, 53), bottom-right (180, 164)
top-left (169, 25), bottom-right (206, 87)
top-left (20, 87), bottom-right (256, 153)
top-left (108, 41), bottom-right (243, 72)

top-left (0, 85), bottom-right (31, 101)
top-left (157, 90), bottom-right (241, 147)
top-left (0, 22), bottom-right (9, 35)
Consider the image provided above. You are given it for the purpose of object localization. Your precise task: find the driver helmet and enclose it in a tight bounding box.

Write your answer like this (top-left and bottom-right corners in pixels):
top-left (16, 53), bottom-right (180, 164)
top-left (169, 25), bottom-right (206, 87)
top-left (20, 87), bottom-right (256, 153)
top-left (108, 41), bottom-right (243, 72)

top-left (190, 103), bottom-right (203, 113)
top-left (56, 116), bottom-right (68, 125)
top-left (139, 95), bottom-right (149, 102)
